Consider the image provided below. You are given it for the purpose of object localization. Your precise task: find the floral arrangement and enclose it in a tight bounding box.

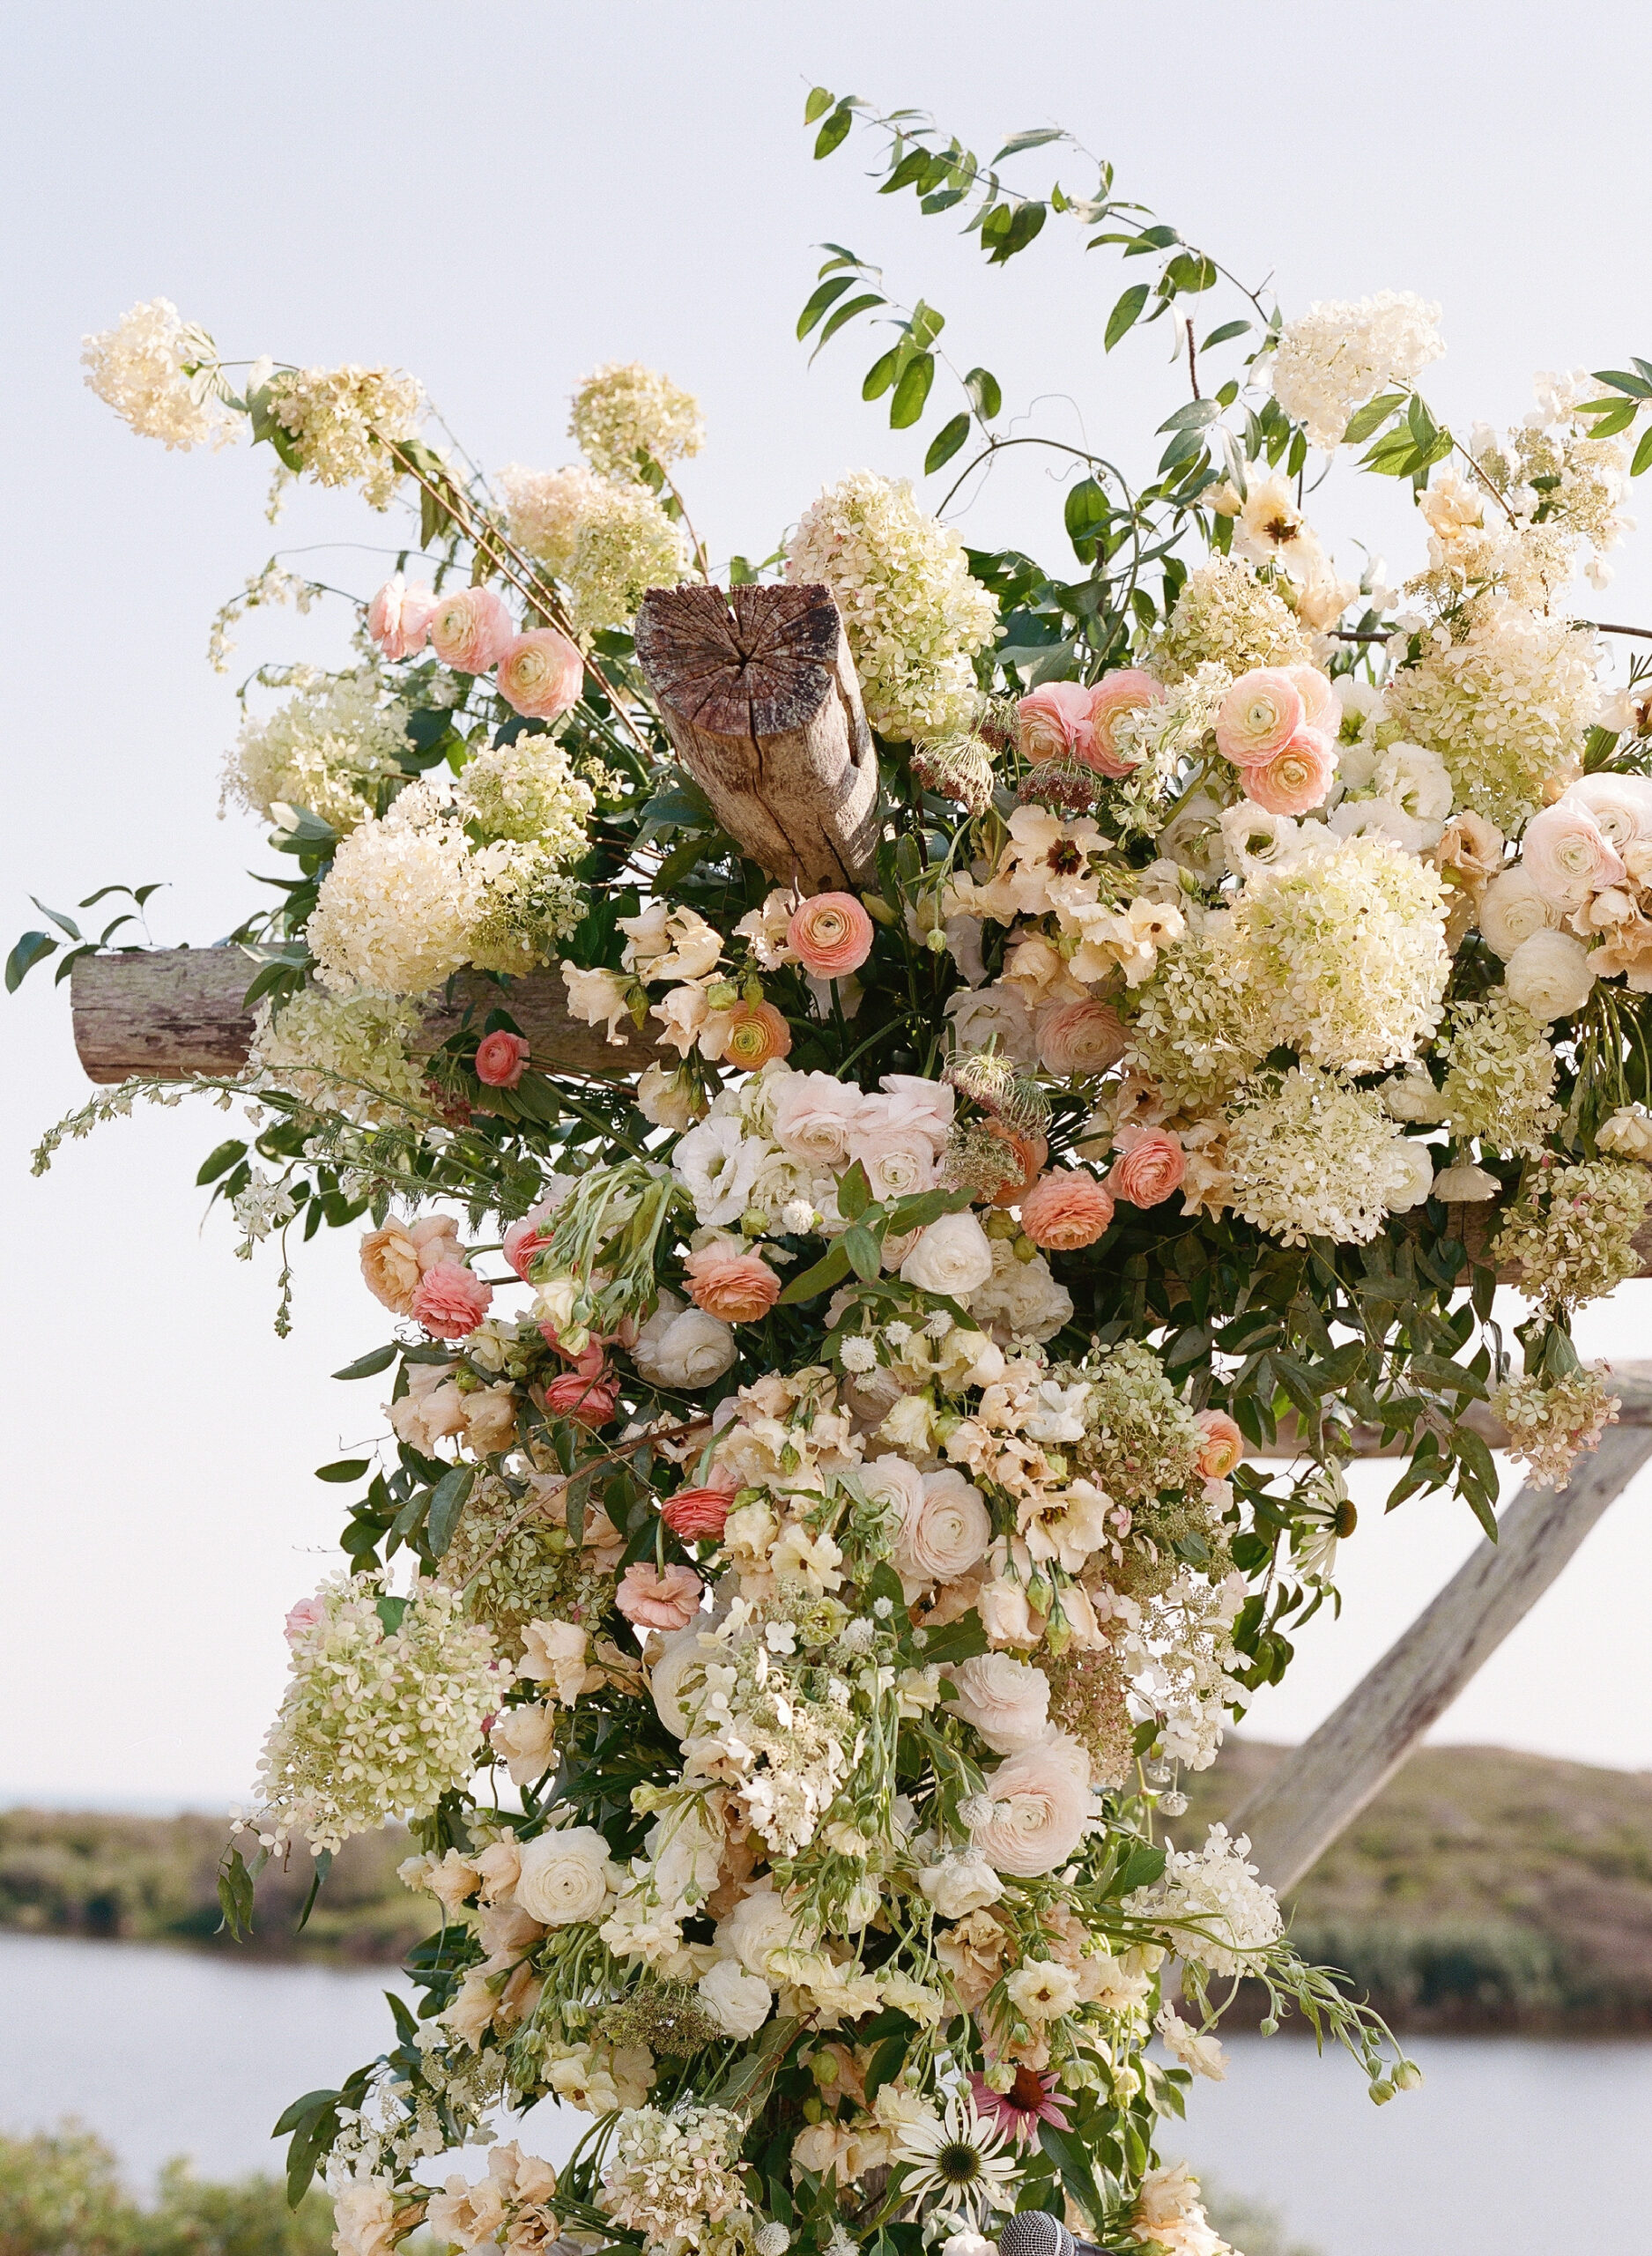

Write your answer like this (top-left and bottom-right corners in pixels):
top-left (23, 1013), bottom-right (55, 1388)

top-left (23, 82), bottom-right (1652, 2256)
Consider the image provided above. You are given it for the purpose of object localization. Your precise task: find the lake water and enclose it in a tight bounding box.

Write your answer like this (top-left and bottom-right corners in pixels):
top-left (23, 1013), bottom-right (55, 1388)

top-left (4, 1933), bottom-right (1650, 2255)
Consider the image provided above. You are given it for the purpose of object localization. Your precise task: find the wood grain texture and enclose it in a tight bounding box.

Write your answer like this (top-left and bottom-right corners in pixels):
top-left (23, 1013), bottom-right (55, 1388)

top-left (70, 950), bottom-right (670, 1085)
top-left (634, 583), bottom-right (879, 888)
top-left (1233, 1374), bottom-right (1652, 1893)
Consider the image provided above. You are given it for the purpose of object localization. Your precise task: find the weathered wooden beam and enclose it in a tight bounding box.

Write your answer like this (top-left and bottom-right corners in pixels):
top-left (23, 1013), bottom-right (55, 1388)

top-left (634, 583), bottom-right (879, 890)
top-left (1233, 1369), bottom-right (1652, 1893)
top-left (69, 950), bottom-right (669, 1086)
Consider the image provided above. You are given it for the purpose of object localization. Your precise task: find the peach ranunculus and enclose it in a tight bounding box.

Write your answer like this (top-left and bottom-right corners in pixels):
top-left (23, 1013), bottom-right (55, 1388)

top-left (1035, 998), bottom-right (1129, 1078)
top-left (359, 1221), bottom-right (425, 1314)
top-left (1194, 1408), bottom-right (1246, 1481)
top-left (496, 628), bottom-right (583, 722)
top-left (1017, 680), bottom-right (1094, 765)
top-left (662, 1482), bottom-right (737, 1540)
top-left (615, 1561), bottom-right (704, 1632)
top-left (475, 1030), bottom-right (530, 1087)
top-left (970, 1732), bottom-right (1093, 1877)
top-left (1107, 1125), bottom-right (1187, 1208)
top-left (769, 1071), bottom-right (869, 1167)
top-left (367, 574), bottom-right (438, 662)
top-left (718, 1001), bottom-right (793, 1072)
top-left (788, 892), bottom-right (875, 980)
top-left (1019, 1168), bottom-right (1115, 1250)
top-left (1215, 667), bottom-right (1305, 767)
top-left (1085, 669), bottom-right (1165, 777)
top-left (683, 1245), bottom-right (782, 1324)
top-left (1241, 728), bottom-right (1336, 816)
top-left (986, 1124), bottom-right (1050, 1208)
top-left (1286, 663), bottom-right (1339, 736)
top-left (848, 1117), bottom-right (943, 1203)
top-left (411, 1262), bottom-right (495, 1340)
top-left (429, 585), bottom-right (515, 674)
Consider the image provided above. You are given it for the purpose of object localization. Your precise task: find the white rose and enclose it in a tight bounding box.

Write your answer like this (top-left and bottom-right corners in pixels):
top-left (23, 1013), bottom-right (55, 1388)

top-left (858, 1452), bottom-right (926, 1531)
top-left (672, 1116), bottom-right (763, 1225)
top-left (1598, 1103), bottom-right (1652, 1161)
top-left (1478, 865), bottom-right (1563, 959)
top-left (900, 1211), bottom-right (996, 1298)
top-left (1433, 1161), bottom-right (1500, 1201)
top-left (1502, 931), bottom-right (1596, 1021)
top-left (1329, 796), bottom-right (1429, 856)
top-left (969, 1241), bottom-right (1074, 1346)
top-left (916, 1852), bottom-right (1004, 1918)
top-left (1379, 1064), bottom-right (1448, 1124)
top-left (945, 1653), bottom-right (1052, 1754)
top-left (1381, 1137), bottom-right (1437, 1213)
top-left (515, 1827), bottom-right (615, 1926)
top-left (1520, 801), bottom-right (1625, 911)
top-left (894, 1466), bottom-right (991, 1591)
top-left (632, 1295), bottom-right (737, 1388)
top-left (848, 1120), bottom-right (941, 1202)
top-left (945, 983), bottom-right (1038, 1065)
top-left (699, 1956), bottom-right (774, 2038)
top-left (715, 1878), bottom-right (814, 1981)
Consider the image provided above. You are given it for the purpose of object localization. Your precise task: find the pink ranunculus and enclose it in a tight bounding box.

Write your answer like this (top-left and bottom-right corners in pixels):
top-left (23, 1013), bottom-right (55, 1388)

top-left (1215, 667), bottom-right (1306, 767)
top-left (367, 575), bottom-right (439, 662)
top-left (1241, 727), bottom-right (1336, 816)
top-left (1107, 1125), bottom-right (1187, 1208)
top-left (662, 1483), bottom-right (736, 1541)
top-left (615, 1561), bottom-right (704, 1632)
top-left (497, 627), bottom-right (584, 722)
top-left (970, 1732), bottom-right (1093, 1877)
top-left (1194, 1408), bottom-right (1246, 1481)
top-left (1035, 998), bottom-right (1129, 1078)
top-left (475, 1030), bottom-right (530, 1088)
top-left (428, 585), bottom-right (516, 674)
top-left (1017, 679), bottom-right (1094, 766)
top-left (788, 892), bottom-right (875, 980)
top-left (1085, 669), bottom-right (1165, 777)
top-left (1019, 1168), bottom-right (1115, 1250)
top-left (683, 1248), bottom-right (782, 1325)
top-left (1521, 800), bottom-right (1626, 912)
top-left (410, 1261), bottom-right (494, 1340)
top-left (503, 1217), bottom-right (554, 1283)
top-left (284, 1593), bottom-right (326, 1645)
top-left (1286, 663), bottom-right (1339, 737)
top-left (544, 1366), bottom-right (618, 1428)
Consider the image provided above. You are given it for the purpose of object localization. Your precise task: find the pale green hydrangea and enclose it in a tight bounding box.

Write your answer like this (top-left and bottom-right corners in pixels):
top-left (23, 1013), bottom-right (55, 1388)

top-left (497, 461), bottom-right (607, 575)
top-left (1150, 555), bottom-right (1311, 684)
top-left (1492, 1364), bottom-right (1619, 1488)
top-left (223, 670), bottom-right (409, 834)
top-left (1491, 1157), bottom-right (1652, 1312)
top-left (565, 484), bottom-right (690, 636)
top-left (1440, 992), bottom-right (1559, 1156)
top-left (249, 986), bottom-right (428, 1120)
top-left (570, 362), bottom-right (704, 479)
top-left (456, 737), bottom-right (595, 854)
top-left (1224, 1065), bottom-right (1426, 1246)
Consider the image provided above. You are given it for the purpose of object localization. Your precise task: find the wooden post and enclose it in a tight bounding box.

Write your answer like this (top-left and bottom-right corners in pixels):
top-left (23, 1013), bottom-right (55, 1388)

top-left (1233, 1372), bottom-right (1652, 1893)
top-left (634, 583), bottom-right (879, 890)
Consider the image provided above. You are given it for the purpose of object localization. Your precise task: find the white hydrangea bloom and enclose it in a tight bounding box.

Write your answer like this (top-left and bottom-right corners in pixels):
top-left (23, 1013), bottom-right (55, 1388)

top-left (222, 670), bottom-right (410, 834)
top-left (1270, 290), bottom-right (1444, 448)
top-left (786, 471), bottom-right (998, 741)
top-left (1151, 554), bottom-right (1312, 684)
top-left (497, 461), bottom-right (608, 575)
top-left (570, 362), bottom-right (704, 479)
top-left (268, 364), bottom-right (423, 508)
top-left (1224, 1065), bottom-right (1429, 1246)
top-left (565, 484), bottom-right (690, 636)
top-left (307, 792), bottom-right (481, 995)
top-left (456, 737), bottom-right (595, 854)
top-left (81, 298), bottom-right (238, 451)
top-left (249, 987), bottom-right (428, 1120)
top-left (1123, 1822), bottom-right (1283, 1978)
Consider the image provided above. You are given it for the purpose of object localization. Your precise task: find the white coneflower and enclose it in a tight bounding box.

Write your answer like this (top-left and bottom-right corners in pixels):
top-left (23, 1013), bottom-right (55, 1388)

top-left (891, 2093), bottom-right (1020, 2218)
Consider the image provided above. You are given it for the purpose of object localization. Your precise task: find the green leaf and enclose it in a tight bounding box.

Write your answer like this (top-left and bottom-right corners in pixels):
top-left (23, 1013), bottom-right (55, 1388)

top-left (332, 1343), bottom-right (398, 1382)
top-left (5, 931), bottom-right (57, 991)
top-left (992, 127), bottom-right (1066, 161)
top-left (924, 413), bottom-right (971, 474)
top-left (1157, 397), bottom-right (1220, 434)
top-left (777, 1239), bottom-right (853, 1305)
top-left (216, 1844), bottom-right (257, 1941)
top-left (915, 1612), bottom-right (989, 1668)
top-left (30, 898), bottom-right (83, 943)
top-left (1342, 390), bottom-right (1406, 443)
top-left (315, 1458), bottom-right (371, 1484)
top-left (837, 1159), bottom-right (871, 1220)
top-left (1631, 423), bottom-right (1652, 478)
top-left (1588, 368), bottom-right (1652, 399)
top-left (889, 351), bottom-right (935, 428)
top-left (1063, 477), bottom-right (1109, 545)
top-left (964, 367), bottom-right (1002, 422)
top-left (815, 105), bottom-right (853, 160)
top-left (374, 1594), bottom-right (410, 1637)
top-left (1113, 1843), bottom-right (1167, 1896)
top-left (811, 293), bottom-right (885, 358)
top-left (1582, 398), bottom-right (1638, 438)
top-left (804, 86), bottom-right (834, 125)
top-left (842, 1223), bottom-right (883, 1283)
top-left (862, 346), bottom-right (901, 402)
top-left (271, 2089), bottom-right (338, 2141)
top-left (1201, 319), bottom-right (1251, 350)
top-left (1106, 283), bottom-right (1150, 352)
top-left (427, 1465), bottom-right (477, 1560)
top-left (796, 275), bottom-right (856, 339)
top-left (196, 1139), bottom-right (248, 1185)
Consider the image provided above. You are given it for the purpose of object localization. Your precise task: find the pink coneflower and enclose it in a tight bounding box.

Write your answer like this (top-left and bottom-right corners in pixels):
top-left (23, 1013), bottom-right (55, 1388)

top-left (969, 2067), bottom-right (1071, 2148)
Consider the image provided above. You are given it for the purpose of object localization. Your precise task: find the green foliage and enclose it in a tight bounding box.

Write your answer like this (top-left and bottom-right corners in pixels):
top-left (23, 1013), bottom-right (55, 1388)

top-left (0, 2126), bottom-right (336, 2256)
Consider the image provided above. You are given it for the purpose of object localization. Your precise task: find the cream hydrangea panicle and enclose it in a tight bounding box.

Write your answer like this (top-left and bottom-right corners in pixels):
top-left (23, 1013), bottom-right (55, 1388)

top-left (307, 789), bottom-right (482, 995)
top-left (266, 364), bottom-right (423, 509)
top-left (456, 737), bottom-right (596, 855)
top-left (82, 298), bottom-right (239, 451)
top-left (565, 483), bottom-right (691, 636)
top-left (599, 2104), bottom-right (748, 2252)
top-left (1150, 555), bottom-right (1311, 684)
top-left (1490, 1158), bottom-right (1652, 1313)
top-left (221, 670), bottom-right (411, 835)
top-left (1493, 1365), bottom-right (1620, 1487)
top-left (1270, 290), bottom-right (1444, 449)
top-left (786, 471), bottom-right (998, 741)
top-left (1122, 1822), bottom-right (1282, 1978)
top-left (497, 461), bottom-right (608, 575)
top-left (571, 362), bottom-right (705, 479)
top-left (1223, 1065), bottom-right (1432, 1246)
top-left (1440, 992), bottom-right (1560, 1156)
top-left (248, 987), bottom-right (428, 1122)
top-left (249, 1574), bottom-right (499, 1854)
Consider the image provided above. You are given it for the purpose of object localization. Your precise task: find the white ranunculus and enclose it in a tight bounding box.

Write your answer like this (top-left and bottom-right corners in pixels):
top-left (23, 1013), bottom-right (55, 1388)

top-left (1478, 865), bottom-right (1563, 959)
top-left (699, 1955), bottom-right (774, 2038)
top-left (894, 1466), bottom-right (991, 1593)
top-left (945, 983), bottom-right (1038, 1065)
top-left (945, 1652), bottom-right (1052, 1754)
top-left (768, 1070), bottom-right (869, 1169)
top-left (1568, 771), bottom-right (1652, 856)
top-left (515, 1826), bottom-right (616, 1926)
top-left (1520, 801), bottom-right (1625, 911)
top-left (971, 1732), bottom-right (1094, 1878)
top-left (1381, 1137), bottom-right (1437, 1213)
top-left (1380, 1064), bottom-right (1448, 1124)
top-left (1370, 739), bottom-right (1454, 833)
top-left (1328, 795), bottom-right (1429, 856)
top-left (715, 1878), bottom-right (814, 1981)
top-left (648, 1625), bottom-right (708, 1740)
top-left (631, 1294), bottom-right (737, 1388)
top-left (900, 1211), bottom-right (996, 1297)
top-left (1502, 931), bottom-right (1596, 1021)
top-left (672, 1115), bottom-right (764, 1226)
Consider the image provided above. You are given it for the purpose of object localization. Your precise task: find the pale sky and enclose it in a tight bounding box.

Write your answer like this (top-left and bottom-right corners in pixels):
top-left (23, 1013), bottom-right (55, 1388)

top-left (5, 2), bottom-right (1652, 1807)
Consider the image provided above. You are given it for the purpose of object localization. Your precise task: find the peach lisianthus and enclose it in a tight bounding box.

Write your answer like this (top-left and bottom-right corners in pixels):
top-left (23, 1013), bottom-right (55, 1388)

top-left (411, 1261), bottom-right (494, 1339)
top-left (684, 1245), bottom-right (781, 1324)
top-left (1241, 727), bottom-right (1335, 816)
top-left (1107, 1126), bottom-right (1186, 1208)
top-left (788, 892), bottom-right (875, 980)
top-left (1215, 667), bottom-right (1305, 767)
top-left (615, 1561), bottom-right (703, 1632)
top-left (496, 627), bottom-right (583, 721)
top-left (1194, 1408), bottom-right (1246, 1481)
top-left (429, 585), bottom-right (515, 674)
top-left (1019, 1168), bottom-right (1115, 1250)
top-left (1085, 669), bottom-right (1164, 777)
top-left (367, 574), bottom-right (438, 662)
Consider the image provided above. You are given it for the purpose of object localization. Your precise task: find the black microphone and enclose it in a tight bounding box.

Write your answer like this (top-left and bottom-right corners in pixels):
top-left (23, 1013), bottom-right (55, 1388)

top-left (995, 2215), bottom-right (1114, 2256)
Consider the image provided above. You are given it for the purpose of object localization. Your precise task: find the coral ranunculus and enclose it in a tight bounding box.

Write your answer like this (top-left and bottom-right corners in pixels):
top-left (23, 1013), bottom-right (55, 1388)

top-left (543, 1367), bottom-right (618, 1427)
top-left (986, 1123), bottom-right (1050, 1207)
top-left (685, 1249), bottom-right (782, 1324)
top-left (662, 1483), bottom-right (735, 1540)
top-left (1019, 1168), bottom-right (1115, 1250)
top-left (497, 627), bottom-right (583, 721)
top-left (428, 585), bottom-right (515, 674)
top-left (1242, 727), bottom-right (1336, 815)
top-left (1085, 669), bottom-right (1164, 777)
top-left (410, 1261), bottom-right (494, 1339)
top-left (788, 891), bottom-right (875, 979)
top-left (1108, 1126), bottom-right (1187, 1208)
top-left (615, 1561), bottom-right (704, 1632)
top-left (475, 1030), bottom-right (530, 1087)
top-left (720, 1000), bottom-right (793, 1072)
top-left (1194, 1407), bottom-right (1247, 1480)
